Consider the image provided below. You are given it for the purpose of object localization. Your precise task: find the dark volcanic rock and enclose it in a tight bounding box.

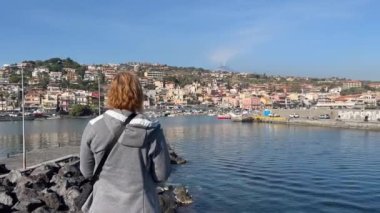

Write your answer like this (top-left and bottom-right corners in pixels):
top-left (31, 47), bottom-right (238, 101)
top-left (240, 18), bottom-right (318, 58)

top-left (0, 164), bottom-right (10, 175)
top-left (158, 185), bottom-right (193, 212)
top-left (158, 187), bottom-right (177, 213)
top-left (58, 163), bottom-right (81, 178)
top-left (173, 186), bottom-right (193, 205)
top-left (32, 206), bottom-right (52, 213)
top-left (64, 186), bottom-right (81, 211)
top-left (75, 182), bottom-right (92, 208)
top-left (2, 177), bottom-right (14, 188)
top-left (169, 149), bottom-right (187, 165)
top-left (29, 173), bottom-right (50, 191)
top-left (0, 185), bottom-right (13, 193)
top-left (0, 203), bottom-right (11, 212)
top-left (42, 191), bottom-right (62, 210)
top-left (30, 163), bottom-right (59, 180)
top-left (0, 191), bottom-right (14, 206)
top-left (12, 198), bottom-right (45, 212)
top-left (1, 156), bottom-right (192, 212)
top-left (50, 179), bottom-right (70, 197)
top-left (14, 183), bottom-right (42, 202)
top-left (6, 170), bottom-right (22, 184)
top-left (67, 176), bottom-right (86, 186)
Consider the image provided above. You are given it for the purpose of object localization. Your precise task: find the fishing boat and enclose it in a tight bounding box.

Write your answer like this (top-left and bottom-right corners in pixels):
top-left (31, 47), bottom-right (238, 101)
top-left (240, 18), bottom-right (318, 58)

top-left (46, 114), bottom-right (61, 120)
top-left (217, 114), bottom-right (231, 119)
top-left (0, 113), bottom-right (35, 121)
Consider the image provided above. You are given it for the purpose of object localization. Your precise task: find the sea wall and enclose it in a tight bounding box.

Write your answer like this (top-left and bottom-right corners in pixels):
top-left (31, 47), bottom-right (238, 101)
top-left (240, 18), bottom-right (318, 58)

top-left (338, 110), bottom-right (380, 121)
top-left (272, 109), bottom-right (380, 122)
top-left (289, 119), bottom-right (380, 131)
top-left (272, 109), bottom-right (337, 119)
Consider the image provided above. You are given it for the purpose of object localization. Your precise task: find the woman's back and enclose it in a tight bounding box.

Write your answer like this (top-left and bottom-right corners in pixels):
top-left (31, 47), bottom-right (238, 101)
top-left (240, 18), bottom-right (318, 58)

top-left (80, 109), bottom-right (171, 212)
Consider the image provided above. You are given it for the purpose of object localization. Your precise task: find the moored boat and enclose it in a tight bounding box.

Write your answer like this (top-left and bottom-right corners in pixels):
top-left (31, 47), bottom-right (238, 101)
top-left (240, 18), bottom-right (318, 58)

top-left (46, 114), bottom-right (61, 120)
top-left (0, 114), bottom-right (35, 122)
top-left (217, 114), bottom-right (231, 119)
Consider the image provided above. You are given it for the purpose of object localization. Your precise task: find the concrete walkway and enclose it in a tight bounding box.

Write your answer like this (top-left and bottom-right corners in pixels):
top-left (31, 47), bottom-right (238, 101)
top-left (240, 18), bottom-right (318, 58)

top-left (289, 119), bottom-right (380, 131)
top-left (0, 146), bottom-right (79, 170)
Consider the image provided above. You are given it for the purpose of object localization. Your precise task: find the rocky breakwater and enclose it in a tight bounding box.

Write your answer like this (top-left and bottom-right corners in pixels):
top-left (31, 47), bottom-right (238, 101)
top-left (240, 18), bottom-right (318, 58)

top-left (0, 149), bottom-right (192, 212)
top-left (169, 147), bottom-right (187, 165)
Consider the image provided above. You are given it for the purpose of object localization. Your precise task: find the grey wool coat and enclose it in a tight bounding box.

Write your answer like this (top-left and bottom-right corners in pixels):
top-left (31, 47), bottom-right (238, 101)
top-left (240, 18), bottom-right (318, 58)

top-left (80, 109), bottom-right (171, 213)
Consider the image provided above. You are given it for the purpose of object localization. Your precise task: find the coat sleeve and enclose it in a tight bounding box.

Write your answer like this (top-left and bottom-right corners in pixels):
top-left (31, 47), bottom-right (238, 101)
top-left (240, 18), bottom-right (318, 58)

top-left (80, 123), bottom-right (95, 179)
top-left (148, 128), bottom-right (171, 183)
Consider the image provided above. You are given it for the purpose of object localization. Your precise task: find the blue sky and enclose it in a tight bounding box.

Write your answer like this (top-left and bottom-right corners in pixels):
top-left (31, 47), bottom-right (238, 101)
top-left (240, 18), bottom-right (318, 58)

top-left (0, 0), bottom-right (379, 80)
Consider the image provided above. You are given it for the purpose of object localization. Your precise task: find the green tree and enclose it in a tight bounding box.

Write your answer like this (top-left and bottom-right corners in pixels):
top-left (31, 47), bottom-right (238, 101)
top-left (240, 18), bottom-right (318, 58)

top-left (340, 87), bottom-right (367, 96)
top-left (69, 104), bottom-right (94, 116)
top-left (9, 74), bottom-right (21, 83)
top-left (145, 84), bottom-right (156, 90)
top-left (38, 72), bottom-right (50, 89)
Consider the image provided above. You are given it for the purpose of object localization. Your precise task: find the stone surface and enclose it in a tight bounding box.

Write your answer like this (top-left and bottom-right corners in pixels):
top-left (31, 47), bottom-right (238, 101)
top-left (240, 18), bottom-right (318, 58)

top-left (64, 186), bottom-right (81, 211)
top-left (0, 191), bottom-right (14, 206)
top-left (2, 178), bottom-right (13, 187)
top-left (58, 163), bottom-right (81, 178)
top-left (12, 198), bottom-right (44, 212)
top-left (32, 206), bottom-right (52, 213)
top-left (0, 185), bottom-right (13, 193)
top-left (158, 188), bottom-right (176, 213)
top-left (30, 163), bottom-right (59, 180)
top-left (173, 186), bottom-right (193, 205)
top-left (75, 181), bottom-right (92, 208)
top-left (0, 203), bottom-right (11, 212)
top-left (29, 173), bottom-right (49, 191)
top-left (169, 148), bottom-right (187, 165)
top-left (42, 191), bottom-right (62, 210)
top-left (0, 164), bottom-right (10, 175)
top-left (50, 179), bottom-right (70, 197)
top-left (6, 170), bottom-right (22, 184)
top-left (0, 152), bottom-right (191, 212)
top-left (14, 186), bottom-right (41, 202)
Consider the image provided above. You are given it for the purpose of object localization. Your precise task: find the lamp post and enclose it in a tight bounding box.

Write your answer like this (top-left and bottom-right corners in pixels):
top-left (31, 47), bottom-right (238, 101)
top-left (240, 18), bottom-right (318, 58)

top-left (98, 74), bottom-right (101, 115)
top-left (98, 76), bottom-right (100, 115)
top-left (21, 68), bottom-right (26, 169)
top-left (0, 93), bottom-right (3, 111)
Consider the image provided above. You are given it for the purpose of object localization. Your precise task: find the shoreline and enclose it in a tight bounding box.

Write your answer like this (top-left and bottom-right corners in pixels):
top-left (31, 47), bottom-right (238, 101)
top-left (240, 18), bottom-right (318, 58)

top-left (0, 146), bottom-right (80, 170)
top-left (250, 118), bottom-right (380, 131)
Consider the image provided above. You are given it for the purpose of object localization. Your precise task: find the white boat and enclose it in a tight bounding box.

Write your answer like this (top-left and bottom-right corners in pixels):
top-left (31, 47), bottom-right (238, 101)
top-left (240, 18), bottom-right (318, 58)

top-left (47, 114), bottom-right (61, 120)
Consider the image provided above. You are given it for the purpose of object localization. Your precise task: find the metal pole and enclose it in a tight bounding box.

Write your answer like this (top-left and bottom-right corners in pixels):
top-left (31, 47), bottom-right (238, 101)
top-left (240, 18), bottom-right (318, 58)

top-left (22, 68), bottom-right (26, 169)
top-left (98, 75), bottom-right (101, 115)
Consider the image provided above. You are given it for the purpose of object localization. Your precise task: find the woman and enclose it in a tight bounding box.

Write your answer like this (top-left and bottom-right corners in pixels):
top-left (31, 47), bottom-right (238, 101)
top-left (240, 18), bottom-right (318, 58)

top-left (80, 72), bottom-right (171, 213)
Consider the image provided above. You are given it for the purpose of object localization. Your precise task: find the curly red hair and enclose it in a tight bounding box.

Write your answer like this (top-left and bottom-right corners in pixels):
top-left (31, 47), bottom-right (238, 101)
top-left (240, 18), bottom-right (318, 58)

top-left (107, 72), bottom-right (143, 112)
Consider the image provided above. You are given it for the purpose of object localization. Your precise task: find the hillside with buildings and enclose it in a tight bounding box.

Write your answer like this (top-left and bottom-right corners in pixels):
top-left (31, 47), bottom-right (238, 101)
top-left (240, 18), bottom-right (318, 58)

top-left (0, 58), bottom-right (380, 114)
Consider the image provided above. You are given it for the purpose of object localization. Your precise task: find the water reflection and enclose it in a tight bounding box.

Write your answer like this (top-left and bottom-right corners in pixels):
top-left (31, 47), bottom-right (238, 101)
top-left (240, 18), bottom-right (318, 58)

top-left (1, 116), bottom-right (380, 212)
top-left (0, 118), bottom-right (89, 158)
top-left (162, 116), bottom-right (380, 212)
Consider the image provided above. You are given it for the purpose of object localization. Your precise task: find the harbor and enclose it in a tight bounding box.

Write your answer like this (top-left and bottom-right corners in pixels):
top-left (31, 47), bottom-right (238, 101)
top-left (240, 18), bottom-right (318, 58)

top-left (216, 109), bottom-right (380, 131)
top-left (1, 115), bottom-right (380, 212)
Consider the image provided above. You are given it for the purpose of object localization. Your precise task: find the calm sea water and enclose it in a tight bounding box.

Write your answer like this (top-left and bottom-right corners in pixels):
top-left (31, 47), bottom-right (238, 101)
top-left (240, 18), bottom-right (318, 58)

top-left (1, 116), bottom-right (380, 212)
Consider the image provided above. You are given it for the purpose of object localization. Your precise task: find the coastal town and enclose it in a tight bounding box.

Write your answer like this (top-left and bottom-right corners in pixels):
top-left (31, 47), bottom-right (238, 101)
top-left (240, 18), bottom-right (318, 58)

top-left (0, 57), bottom-right (380, 121)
